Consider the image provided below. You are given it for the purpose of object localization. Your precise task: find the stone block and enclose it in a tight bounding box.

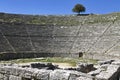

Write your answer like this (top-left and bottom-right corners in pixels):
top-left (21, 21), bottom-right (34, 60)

top-left (49, 70), bottom-right (70, 80)
top-left (0, 73), bottom-right (4, 80)
top-left (96, 64), bottom-right (120, 80)
top-left (9, 75), bottom-right (22, 80)
top-left (76, 76), bottom-right (93, 80)
top-left (36, 69), bottom-right (51, 80)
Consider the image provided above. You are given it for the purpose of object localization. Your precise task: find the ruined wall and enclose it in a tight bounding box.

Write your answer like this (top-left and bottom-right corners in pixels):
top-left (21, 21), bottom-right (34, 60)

top-left (0, 13), bottom-right (120, 60)
top-left (0, 60), bottom-right (120, 80)
top-left (0, 66), bottom-right (93, 80)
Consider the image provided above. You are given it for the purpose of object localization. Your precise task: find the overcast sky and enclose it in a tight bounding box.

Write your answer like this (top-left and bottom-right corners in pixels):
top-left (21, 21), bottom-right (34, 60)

top-left (0, 0), bottom-right (120, 15)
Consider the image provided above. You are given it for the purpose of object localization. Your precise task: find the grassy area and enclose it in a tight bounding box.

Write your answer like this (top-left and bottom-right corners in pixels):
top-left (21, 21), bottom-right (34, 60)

top-left (0, 57), bottom-right (98, 67)
top-left (0, 13), bottom-right (80, 26)
top-left (0, 12), bottom-right (120, 26)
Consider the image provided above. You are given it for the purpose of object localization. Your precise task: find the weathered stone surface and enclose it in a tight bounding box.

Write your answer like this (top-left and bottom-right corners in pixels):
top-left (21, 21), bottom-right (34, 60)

top-left (0, 73), bottom-right (4, 80)
top-left (69, 71), bottom-right (93, 80)
top-left (0, 61), bottom-right (120, 80)
top-left (76, 63), bottom-right (96, 73)
top-left (112, 60), bottom-right (120, 65)
top-left (9, 75), bottom-right (22, 80)
top-left (96, 64), bottom-right (120, 80)
top-left (23, 68), bottom-right (34, 79)
top-left (35, 69), bottom-right (51, 80)
top-left (98, 60), bottom-right (114, 65)
top-left (3, 74), bottom-right (9, 80)
top-left (49, 70), bottom-right (70, 80)
top-left (88, 69), bottom-right (102, 76)
top-left (76, 76), bottom-right (93, 80)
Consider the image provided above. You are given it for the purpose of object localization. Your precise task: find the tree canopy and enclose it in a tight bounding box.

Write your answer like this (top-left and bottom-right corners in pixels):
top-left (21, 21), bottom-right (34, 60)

top-left (72, 4), bottom-right (86, 15)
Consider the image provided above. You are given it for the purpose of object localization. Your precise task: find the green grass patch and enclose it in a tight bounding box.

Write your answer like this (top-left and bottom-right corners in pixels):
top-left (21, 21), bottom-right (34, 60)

top-left (0, 57), bottom-right (98, 67)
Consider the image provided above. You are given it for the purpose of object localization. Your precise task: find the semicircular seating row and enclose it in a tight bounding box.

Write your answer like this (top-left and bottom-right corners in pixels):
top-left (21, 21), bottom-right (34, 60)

top-left (0, 20), bottom-right (120, 58)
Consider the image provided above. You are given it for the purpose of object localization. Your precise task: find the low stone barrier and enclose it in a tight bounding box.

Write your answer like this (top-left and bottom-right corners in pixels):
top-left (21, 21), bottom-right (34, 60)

top-left (0, 66), bottom-right (94, 80)
top-left (0, 60), bottom-right (119, 80)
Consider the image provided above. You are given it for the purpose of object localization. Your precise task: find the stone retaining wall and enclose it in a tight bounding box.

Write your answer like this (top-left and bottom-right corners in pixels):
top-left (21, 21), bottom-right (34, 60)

top-left (0, 52), bottom-right (74, 60)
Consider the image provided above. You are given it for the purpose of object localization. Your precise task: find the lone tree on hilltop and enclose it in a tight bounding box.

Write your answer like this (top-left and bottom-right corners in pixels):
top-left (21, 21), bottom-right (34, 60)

top-left (72, 4), bottom-right (86, 15)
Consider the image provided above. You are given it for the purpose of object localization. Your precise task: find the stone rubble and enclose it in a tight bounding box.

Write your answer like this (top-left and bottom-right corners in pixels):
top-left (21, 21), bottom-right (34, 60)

top-left (0, 60), bottom-right (119, 80)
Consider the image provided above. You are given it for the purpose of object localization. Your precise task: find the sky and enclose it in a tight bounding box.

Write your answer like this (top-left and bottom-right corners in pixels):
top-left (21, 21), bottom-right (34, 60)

top-left (0, 0), bottom-right (120, 15)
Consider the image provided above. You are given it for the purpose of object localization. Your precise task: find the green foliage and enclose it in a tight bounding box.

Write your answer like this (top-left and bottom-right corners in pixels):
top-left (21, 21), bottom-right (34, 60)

top-left (72, 4), bottom-right (86, 14)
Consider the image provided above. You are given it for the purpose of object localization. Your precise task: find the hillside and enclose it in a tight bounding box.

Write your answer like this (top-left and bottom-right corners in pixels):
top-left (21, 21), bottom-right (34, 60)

top-left (0, 12), bottom-right (120, 60)
top-left (1, 12), bottom-right (120, 25)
